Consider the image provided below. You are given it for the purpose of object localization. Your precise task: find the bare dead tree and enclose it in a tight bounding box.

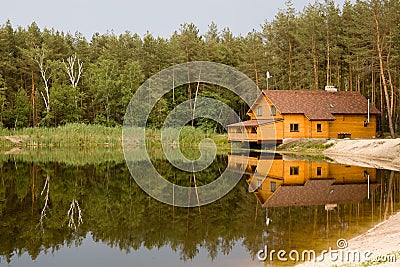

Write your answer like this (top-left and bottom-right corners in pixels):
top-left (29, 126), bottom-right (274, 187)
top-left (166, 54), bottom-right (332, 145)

top-left (67, 199), bottom-right (83, 230)
top-left (37, 174), bottom-right (50, 234)
top-left (33, 48), bottom-right (51, 113)
top-left (191, 63), bottom-right (202, 126)
top-left (63, 53), bottom-right (83, 87)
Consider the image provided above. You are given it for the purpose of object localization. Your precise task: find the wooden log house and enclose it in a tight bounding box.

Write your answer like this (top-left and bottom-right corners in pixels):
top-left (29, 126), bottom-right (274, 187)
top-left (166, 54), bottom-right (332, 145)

top-left (227, 87), bottom-right (380, 144)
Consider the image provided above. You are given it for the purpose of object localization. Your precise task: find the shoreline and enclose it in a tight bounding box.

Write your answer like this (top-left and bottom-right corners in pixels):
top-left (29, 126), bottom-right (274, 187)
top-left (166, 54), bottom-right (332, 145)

top-left (276, 138), bottom-right (400, 170)
top-left (289, 138), bottom-right (400, 266)
top-left (296, 211), bottom-right (400, 267)
top-left (323, 138), bottom-right (400, 171)
top-left (275, 138), bottom-right (400, 267)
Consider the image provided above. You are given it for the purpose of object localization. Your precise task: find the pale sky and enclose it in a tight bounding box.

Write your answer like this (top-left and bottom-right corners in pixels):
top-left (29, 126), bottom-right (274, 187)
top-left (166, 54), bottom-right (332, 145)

top-left (1, 0), bottom-right (348, 39)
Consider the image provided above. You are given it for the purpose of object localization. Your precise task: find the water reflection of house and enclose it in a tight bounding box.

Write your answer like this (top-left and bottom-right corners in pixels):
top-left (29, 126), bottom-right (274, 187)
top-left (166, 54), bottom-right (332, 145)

top-left (228, 153), bottom-right (378, 208)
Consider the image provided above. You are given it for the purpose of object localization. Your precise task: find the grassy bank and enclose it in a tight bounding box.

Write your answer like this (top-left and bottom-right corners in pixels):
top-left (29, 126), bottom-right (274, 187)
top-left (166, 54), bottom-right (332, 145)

top-left (0, 123), bottom-right (229, 149)
top-left (276, 139), bottom-right (334, 153)
top-left (0, 147), bottom-right (126, 165)
top-left (0, 123), bottom-right (122, 147)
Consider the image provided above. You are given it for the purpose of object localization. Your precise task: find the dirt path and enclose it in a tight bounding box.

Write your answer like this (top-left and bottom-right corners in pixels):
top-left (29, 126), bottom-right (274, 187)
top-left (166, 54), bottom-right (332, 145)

top-left (0, 135), bottom-right (28, 145)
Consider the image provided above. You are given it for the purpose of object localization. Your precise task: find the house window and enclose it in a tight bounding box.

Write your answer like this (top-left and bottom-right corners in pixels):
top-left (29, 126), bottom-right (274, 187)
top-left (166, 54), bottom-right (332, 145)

top-left (251, 127), bottom-right (257, 133)
top-left (290, 166), bottom-right (299, 175)
top-left (317, 124), bottom-right (322, 132)
top-left (317, 167), bottom-right (322, 176)
top-left (290, 123), bottom-right (299, 132)
top-left (271, 106), bottom-right (276, 116)
top-left (257, 179), bottom-right (263, 188)
top-left (270, 182), bottom-right (276, 192)
top-left (257, 106), bottom-right (262, 116)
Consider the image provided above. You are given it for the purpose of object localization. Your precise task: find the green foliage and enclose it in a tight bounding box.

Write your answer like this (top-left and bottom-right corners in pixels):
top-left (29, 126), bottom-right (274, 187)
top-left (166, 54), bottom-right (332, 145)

top-left (0, 1), bottom-right (400, 134)
top-left (277, 139), bottom-right (334, 153)
top-left (14, 89), bottom-right (31, 128)
top-left (147, 98), bottom-right (169, 128)
top-left (51, 85), bottom-right (82, 125)
top-left (86, 57), bottom-right (144, 126)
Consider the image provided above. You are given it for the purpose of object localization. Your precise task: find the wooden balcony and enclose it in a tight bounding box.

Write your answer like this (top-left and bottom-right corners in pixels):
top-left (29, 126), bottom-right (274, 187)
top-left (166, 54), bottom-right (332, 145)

top-left (228, 132), bottom-right (258, 142)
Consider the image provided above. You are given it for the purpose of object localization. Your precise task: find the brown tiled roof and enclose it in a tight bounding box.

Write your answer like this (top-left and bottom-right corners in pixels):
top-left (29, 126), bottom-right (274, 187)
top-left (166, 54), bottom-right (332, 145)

top-left (262, 90), bottom-right (380, 121)
top-left (262, 179), bottom-right (379, 207)
top-left (227, 119), bottom-right (282, 127)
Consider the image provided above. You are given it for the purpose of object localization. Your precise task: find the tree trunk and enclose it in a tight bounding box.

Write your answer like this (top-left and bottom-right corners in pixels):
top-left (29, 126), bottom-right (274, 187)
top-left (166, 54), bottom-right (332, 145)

top-left (192, 65), bottom-right (202, 127)
top-left (186, 47), bottom-right (192, 112)
top-left (349, 61), bottom-right (352, 92)
top-left (384, 171), bottom-right (395, 220)
top-left (312, 36), bottom-right (319, 90)
top-left (31, 70), bottom-right (36, 126)
top-left (64, 53), bottom-right (83, 87)
top-left (253, 58), bottom-right (259, 88)
top-left (172, 63), bottom-right (175, 104)
top-left (371, 66), bottom-right (375, 105)
top-left (288, 39), bottom-right (293, 89)
top-left (326, 35), bottom-right (330, 86)
top-left (34, 48), bottom-right (51, 113)
top-left (380, 77), bottom-right (385, 132)
top-left (373, 3), bottom-right (396, 138)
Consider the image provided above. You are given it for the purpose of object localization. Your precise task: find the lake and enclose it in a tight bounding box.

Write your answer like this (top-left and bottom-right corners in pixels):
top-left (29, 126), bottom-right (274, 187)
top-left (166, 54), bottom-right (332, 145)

top-left (0, 148), bottom-right (399, 266)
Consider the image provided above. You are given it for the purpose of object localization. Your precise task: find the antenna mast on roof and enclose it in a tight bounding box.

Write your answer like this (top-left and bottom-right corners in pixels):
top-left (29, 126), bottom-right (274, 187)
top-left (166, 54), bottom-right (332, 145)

top-left (266, 71), bottom-right (271, 90)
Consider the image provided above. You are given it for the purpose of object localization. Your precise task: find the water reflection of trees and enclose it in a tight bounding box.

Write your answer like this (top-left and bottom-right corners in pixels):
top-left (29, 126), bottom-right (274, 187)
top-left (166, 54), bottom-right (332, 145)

top-left (0, 159), bottom-right (399, 264)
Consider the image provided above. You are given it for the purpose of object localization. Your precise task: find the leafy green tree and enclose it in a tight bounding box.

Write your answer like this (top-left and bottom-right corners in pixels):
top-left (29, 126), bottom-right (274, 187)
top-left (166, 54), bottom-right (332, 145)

top-left (87, 57), bottom-right (122, 126)
top-left (11, 89), bottom-right (31, 128)
top-left (238, 30), bottom-right (267, 89)
top-left (147, 98), bottom-right (169, 128)
top-left (50, 85), bottom-right (81, 125)
top-left (119, 59), bottom-right (144, 108)
top-left (262, 0), bottom-right (298, 90)
top-left (141, 33), bottom-right (163, 78)
top-left (294, 2), bottom-right (326, 90)
top-left (204, 22), bottom-right (224, 63)
top-left (219, 27), bottom-right (241, 67)
top-left (176, 23), bottom-right (204, 62)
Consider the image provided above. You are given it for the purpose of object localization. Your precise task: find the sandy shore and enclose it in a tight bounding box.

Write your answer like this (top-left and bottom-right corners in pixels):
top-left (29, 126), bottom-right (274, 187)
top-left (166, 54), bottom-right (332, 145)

top-left (323, 138), bottom-right (400, 171)
top-left (296, 211), bottom-right (400, 266)
top-left (294, 138), bottom-right (400, 266)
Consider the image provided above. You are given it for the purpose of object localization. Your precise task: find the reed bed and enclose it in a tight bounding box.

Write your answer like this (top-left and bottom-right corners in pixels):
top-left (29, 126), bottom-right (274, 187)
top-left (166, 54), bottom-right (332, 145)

top-left (0, 123), bottom-right (229, 149)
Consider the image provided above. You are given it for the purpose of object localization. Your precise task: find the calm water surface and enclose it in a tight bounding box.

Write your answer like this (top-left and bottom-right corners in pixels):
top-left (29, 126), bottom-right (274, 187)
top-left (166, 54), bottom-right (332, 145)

top-left (0, 149), bottom-right (399, 266)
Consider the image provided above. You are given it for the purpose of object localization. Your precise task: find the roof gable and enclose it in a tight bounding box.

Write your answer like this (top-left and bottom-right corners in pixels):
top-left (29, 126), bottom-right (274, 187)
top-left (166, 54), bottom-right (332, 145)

top-left (263, 179), bottom-right (379, 207)
top-left (260, 90), bottom-right (380, 121)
